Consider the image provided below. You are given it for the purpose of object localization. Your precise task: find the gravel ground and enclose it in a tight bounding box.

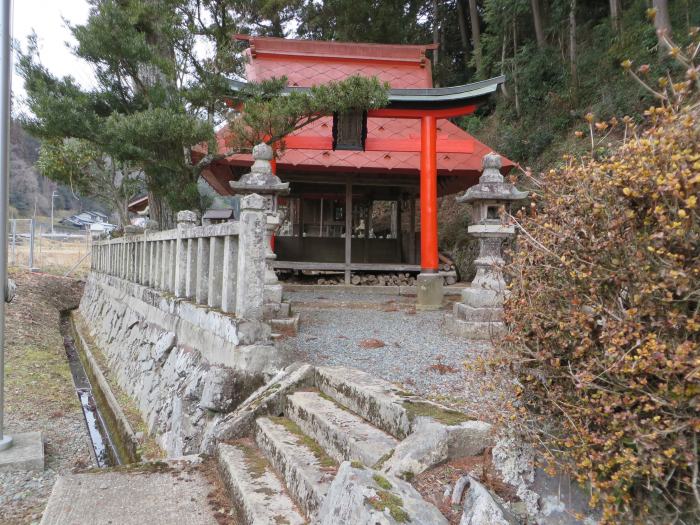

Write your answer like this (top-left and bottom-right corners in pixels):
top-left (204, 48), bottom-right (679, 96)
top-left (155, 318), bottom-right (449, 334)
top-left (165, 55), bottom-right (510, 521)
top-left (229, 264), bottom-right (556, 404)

top-left (1, 271), bottom-right (94, 525)
top-left (281, 290), bottom-right (513, 421)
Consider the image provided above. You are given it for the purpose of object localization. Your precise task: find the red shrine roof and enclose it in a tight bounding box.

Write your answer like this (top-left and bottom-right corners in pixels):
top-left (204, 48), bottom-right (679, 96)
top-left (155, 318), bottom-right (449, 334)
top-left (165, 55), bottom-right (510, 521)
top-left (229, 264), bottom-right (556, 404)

top-left (240, 36), bottom-right (435, 89)
top-left (201, 36), bottom-right (512, 196)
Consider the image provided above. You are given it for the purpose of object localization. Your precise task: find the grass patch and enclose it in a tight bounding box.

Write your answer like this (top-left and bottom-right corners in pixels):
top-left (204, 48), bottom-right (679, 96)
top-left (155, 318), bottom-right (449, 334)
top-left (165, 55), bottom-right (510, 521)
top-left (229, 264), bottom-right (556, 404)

top-left (317, 390), bottom-right (338, 404)
top-left (5, 344), bottom-right (77, 414)
top-left (399, 471), bottom-right (415, 482)
top-left (351, 460), bottom-right (365, 469)
top-left (402, 400), bottom-right (471, 426)
top-left (269, 417), bottom-right (337, 469)
top-left (237, 441), bottom-right (269, 479)
top-left (367, 490), bottom-right (410, 523)
top-left (373, 474), bottom-right (392, 490)
top-left (393, 389), bottom-right (415, 398)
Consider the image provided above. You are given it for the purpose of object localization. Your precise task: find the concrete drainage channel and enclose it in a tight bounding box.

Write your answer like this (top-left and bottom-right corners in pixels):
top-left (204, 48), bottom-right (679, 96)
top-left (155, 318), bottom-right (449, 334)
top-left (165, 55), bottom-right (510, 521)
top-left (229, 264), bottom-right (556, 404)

top-left (59, 311), bottom-right (138, 467)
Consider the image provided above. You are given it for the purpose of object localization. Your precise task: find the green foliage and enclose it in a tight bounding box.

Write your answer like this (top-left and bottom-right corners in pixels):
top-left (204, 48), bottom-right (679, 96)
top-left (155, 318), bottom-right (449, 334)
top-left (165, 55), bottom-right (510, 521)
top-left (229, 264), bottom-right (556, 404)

top-left (37, 139), bottom-right (144, 226)
top-left (474, 0), bottom-right (699, 166)
top-left (227, 75), bottom-right (389, 150)
top-left (18, 0), bottom-right (389, 227)
top-left (297, 0), bottom-right (427, 45)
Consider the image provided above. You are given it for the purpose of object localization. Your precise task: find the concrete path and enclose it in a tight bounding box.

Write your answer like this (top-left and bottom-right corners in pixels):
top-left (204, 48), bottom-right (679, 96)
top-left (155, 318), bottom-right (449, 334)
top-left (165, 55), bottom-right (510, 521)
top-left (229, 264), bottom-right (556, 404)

top-left (40, 466), bottom-right (219, 525)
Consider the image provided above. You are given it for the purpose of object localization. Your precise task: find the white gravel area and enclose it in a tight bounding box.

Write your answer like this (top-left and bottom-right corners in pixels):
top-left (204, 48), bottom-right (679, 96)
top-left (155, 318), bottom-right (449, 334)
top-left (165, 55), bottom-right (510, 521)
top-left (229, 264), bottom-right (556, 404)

top-left (281, 290), bottom-right (512, 420)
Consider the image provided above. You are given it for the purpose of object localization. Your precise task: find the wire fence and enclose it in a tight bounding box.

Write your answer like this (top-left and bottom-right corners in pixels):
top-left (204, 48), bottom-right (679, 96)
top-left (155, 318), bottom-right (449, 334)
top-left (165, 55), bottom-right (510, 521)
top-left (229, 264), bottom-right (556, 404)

top-left (8, 218), bottom-right (93, 277)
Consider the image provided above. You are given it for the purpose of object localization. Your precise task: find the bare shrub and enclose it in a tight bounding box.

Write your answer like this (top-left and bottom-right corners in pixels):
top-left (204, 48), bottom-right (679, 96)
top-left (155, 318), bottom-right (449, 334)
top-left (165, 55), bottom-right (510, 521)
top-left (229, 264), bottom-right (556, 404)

top-left (501, 103), bottom-right (700, 523)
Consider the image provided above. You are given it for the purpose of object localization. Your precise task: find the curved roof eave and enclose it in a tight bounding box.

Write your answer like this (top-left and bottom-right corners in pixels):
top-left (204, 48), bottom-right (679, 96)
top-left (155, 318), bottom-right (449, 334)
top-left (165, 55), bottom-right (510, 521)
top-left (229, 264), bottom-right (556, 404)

top-left (225, 75), bottom-right (505, 106)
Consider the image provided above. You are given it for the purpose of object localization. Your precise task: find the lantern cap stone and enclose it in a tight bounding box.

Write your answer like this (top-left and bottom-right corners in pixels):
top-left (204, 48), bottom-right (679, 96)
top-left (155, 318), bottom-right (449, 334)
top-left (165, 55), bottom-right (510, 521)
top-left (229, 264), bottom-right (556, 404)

top-left (457, 153), bottom-right (527, 203)
top-left (230, 142), bottom-right (289, 195)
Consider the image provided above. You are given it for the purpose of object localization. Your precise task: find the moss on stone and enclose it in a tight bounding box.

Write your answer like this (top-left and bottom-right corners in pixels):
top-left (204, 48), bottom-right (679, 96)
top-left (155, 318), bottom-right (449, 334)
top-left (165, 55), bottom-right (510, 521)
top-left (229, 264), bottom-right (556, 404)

top-left (269, 417), bottom-right (337, 469)
top-left (373, 474), bottom-right (393, 490)
top-left (351, 460), bottom-right (365, 469)
top-left (317, 390), bottom-right (337, 404)
top-left (367, 490), bottom-right (410, 523)
top-left (399, 471), bottom-right (415, 482)
top-left (373, 449), bottom-right (395, 469)
top-left (393, 389), bottom-right (415, 398)
top-left (237, 442), bottom-right (269, 479)
top-left (402, 400), bottom-right (471, 426)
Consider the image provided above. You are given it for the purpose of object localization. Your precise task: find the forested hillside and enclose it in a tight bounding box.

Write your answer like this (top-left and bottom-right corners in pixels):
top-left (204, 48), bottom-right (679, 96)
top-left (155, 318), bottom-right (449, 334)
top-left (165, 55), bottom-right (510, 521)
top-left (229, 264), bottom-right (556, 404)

top-left (9, 119), bottom-right (106, 220)
top-left (250, 0), bottom-right (699, 167)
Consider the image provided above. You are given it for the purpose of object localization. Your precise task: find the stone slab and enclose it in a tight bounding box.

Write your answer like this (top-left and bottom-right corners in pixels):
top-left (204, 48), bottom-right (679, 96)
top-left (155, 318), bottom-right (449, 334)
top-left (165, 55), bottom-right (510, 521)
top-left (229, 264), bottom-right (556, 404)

top-left (217, 442), bottom-right (305, 525)
top-left (206, 362), bottom-right (315, 451)
top-left (282, 283), bottom-right (463, 297)
top-left (286, 391), bottom-right (398, 467)
top-left (445, 313), bottom-right (506, 340)
top-left (416, 273), bottom-right (444, 310)
top-left (255, 417), bottom-right (335, 518)
top-left (40, 468), bottom-right (218, 525)
top-left (0, 431), bottom-right (44, 472)
top-left (316, 461), bottom-right (449, 525)
top-left (315, 366), bottom-right (412, 439)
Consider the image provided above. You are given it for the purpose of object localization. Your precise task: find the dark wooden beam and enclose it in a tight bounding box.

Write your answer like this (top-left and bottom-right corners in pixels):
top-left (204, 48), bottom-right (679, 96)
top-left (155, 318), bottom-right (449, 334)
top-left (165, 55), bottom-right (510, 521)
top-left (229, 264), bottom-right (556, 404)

top-left (344, 179), bottom-right (352, 284)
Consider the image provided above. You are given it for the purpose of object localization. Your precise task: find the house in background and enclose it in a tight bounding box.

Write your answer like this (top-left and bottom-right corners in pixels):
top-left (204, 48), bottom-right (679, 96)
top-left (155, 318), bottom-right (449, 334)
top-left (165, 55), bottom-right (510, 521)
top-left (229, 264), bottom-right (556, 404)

top-left (60, 210), bottom-right (113, 231)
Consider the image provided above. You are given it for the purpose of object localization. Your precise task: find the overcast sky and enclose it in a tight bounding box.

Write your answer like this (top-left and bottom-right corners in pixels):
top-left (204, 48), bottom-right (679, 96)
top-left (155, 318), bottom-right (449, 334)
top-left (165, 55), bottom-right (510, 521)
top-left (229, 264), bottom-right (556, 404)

top-left (12, 0), bottom-right (92, 108)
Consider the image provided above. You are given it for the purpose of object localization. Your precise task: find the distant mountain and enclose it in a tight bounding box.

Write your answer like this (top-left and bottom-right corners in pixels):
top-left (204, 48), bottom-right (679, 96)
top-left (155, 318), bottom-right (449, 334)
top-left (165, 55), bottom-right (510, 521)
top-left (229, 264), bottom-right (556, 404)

top-left (9, 120), bottom-right (109, 220)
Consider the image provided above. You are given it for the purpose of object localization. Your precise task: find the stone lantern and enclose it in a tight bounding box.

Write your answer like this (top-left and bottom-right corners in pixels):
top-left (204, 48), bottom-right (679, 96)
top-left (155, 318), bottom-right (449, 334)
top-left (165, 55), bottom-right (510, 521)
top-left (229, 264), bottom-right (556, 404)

top-left (230, 143), bottom-right (293, 324)
top-left (446, 153), bottom-right (527, 339)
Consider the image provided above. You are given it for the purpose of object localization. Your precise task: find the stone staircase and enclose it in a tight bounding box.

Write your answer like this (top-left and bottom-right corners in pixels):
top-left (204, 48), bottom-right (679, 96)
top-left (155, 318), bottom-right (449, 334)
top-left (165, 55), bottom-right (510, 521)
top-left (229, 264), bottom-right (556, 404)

top-left (214, 365), bottom-right (493, 524)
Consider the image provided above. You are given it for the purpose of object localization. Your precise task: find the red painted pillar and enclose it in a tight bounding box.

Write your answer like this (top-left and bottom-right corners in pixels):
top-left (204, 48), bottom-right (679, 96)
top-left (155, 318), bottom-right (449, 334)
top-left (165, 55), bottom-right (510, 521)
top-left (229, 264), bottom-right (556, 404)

top-left (420, 115), bottom-right (439, 272)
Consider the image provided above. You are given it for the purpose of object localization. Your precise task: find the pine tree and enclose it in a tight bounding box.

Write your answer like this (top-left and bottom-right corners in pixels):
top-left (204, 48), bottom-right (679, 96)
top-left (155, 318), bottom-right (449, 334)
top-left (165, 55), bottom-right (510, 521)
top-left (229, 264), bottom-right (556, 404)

top-left (19, 0), bottom-right (388, 228)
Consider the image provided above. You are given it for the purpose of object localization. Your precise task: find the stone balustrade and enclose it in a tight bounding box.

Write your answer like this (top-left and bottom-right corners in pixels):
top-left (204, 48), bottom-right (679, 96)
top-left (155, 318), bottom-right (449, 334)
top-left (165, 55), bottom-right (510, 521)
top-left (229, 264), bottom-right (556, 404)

top-left (91, 194), bottom-right (268, 320)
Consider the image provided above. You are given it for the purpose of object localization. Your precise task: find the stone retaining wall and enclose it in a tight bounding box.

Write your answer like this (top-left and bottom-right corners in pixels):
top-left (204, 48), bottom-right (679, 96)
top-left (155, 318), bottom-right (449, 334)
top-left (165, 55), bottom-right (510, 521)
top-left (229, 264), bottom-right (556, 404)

top-left (78, 272), bottom-right (290, 456)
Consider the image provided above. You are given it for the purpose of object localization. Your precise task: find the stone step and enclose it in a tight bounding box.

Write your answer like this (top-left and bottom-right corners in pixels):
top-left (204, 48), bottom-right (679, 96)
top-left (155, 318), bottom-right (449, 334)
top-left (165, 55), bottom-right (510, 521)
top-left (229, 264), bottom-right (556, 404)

top-left (255, 416), bottom-right (337, 518)
top-left (216, 441), bottom-right (306, 525)
top-left (315, 366), bottom-right (413, 439)
top-left (285, 390), bottom-right (399, 467)
top-left (269, 315), bottom-right (299, 336)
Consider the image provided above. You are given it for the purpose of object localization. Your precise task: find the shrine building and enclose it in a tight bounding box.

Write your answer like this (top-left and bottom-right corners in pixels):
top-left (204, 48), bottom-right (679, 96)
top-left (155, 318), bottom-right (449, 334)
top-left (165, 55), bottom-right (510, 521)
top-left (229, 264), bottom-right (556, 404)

top-left (178, 36), bottom-right (511, 285)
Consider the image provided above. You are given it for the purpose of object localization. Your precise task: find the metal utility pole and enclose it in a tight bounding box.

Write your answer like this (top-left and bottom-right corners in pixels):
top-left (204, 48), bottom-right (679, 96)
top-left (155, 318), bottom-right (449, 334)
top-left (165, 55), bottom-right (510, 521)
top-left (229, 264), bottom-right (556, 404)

top-left (0, 0), bottom-right (12, 451)
top-left (50, 190), bottom-right (58, 235)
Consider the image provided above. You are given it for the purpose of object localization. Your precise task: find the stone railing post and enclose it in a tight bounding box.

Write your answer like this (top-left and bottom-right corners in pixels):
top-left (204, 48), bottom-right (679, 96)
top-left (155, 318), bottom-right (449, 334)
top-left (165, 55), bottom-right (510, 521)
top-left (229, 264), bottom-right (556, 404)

top-left (229, 142), bottom-right (289, 320)
top-left (235, 194), bottom-right (267, 320)
top-left (175, 210), bottom-right (198, 298)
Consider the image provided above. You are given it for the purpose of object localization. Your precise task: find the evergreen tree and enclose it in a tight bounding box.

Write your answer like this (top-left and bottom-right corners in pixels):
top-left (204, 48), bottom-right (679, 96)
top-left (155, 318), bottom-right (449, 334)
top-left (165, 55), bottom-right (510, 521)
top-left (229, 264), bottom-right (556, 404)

top-left (19, 0), bottom-right (388, 228)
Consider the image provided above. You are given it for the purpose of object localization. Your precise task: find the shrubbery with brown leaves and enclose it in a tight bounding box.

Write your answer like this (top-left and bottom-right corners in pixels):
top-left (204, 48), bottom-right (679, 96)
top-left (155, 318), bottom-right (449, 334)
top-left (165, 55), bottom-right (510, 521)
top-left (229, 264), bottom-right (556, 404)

top-left (502, 103), bottom-right (699, 523)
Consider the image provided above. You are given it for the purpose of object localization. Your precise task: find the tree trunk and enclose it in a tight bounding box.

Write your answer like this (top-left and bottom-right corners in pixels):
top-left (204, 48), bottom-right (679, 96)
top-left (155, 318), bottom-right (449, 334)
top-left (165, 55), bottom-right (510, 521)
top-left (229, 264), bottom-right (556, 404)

top-left (609, 0), bottom-right (622, 34)
top-left (569, 0), bottom-right (578, 102)
top-left (456, 0), bottom-right (471, 68)
top-left (513, 19), bottom-right (521, 117)
top-left (468, 0), bottom-right (482, 75)
top-left (147, 188), bottom-right (174, 230)
top-left (500, 31), bottom-right (509, 97)
top-left (531, 0), bottom-right (546, 48)
top-left (432, 0), bottom-right (440, 68)
top-left (652, 0), bottom-right (672, 47)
